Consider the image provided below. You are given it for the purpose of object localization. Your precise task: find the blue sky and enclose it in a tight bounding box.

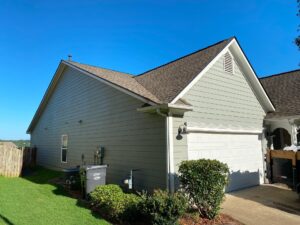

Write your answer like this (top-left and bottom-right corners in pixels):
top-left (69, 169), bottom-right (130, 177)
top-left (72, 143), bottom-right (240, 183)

top-left (0, 0), bottom-right (298, 139)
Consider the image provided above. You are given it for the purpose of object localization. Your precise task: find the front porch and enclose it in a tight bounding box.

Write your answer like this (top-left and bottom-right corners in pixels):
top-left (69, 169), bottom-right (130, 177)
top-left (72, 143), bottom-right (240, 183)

top-left (264, 117), bottom-right (300, 150)
top-left (263, 118), bottom-right (300, 191)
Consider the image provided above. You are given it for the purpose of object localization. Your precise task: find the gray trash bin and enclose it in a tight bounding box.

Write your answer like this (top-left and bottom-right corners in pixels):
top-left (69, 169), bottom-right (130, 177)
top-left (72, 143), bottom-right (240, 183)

top-left (82, 165), bottom-right (107, 195)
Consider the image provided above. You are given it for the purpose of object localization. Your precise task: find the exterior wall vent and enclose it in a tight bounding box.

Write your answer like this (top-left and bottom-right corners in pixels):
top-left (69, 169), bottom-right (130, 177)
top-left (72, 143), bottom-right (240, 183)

top-left (224, 52), bottom-right (234, 74)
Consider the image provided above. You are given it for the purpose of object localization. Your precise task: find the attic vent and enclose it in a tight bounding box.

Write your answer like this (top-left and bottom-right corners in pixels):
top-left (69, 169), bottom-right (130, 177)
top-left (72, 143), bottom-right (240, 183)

top-left (223, 52), bottom-right (234, 74)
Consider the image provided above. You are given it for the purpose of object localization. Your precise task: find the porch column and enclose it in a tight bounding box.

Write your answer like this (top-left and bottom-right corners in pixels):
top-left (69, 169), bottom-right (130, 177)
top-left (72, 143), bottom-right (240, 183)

top-left (288, 119), bottom-right (298, 145)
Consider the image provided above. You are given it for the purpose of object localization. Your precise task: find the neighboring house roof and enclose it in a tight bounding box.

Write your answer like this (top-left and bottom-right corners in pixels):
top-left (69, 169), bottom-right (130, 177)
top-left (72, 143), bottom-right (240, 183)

top-left (27, 37), bottom-right (275, 133)
top-left (261, 69), bottom-right (300, 118)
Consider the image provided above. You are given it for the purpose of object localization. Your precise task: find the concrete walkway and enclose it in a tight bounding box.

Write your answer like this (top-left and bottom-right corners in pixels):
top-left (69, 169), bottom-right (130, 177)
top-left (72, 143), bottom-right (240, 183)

top-left (221, 185), bottom-right (300, 225)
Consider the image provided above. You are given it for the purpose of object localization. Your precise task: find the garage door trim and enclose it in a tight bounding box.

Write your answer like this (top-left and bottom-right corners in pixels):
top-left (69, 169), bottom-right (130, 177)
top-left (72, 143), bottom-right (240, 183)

top-left (187, 130), bottom-right (264, 191)
top-left (184, 126), bottom-right (263, 134)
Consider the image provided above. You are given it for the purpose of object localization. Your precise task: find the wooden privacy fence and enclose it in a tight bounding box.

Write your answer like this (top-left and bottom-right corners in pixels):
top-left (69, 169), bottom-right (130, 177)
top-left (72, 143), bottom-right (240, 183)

top-left (0, 142), bottom-right (37, 177)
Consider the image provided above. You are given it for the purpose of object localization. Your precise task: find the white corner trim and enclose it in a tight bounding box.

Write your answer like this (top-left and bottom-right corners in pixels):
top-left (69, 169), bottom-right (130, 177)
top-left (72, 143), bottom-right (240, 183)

top-left (171, 39), bottom-right (235, 104)
top-left (185, 126), bottom-right (263, 134)
top-left (63, 61), bottom-right (156, 106)
top-left (166, 115), bottom-right (175, 193)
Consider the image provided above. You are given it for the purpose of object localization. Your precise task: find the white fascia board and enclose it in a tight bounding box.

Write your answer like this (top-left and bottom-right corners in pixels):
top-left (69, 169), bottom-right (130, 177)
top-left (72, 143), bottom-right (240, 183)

top-left (27, 62), bottom-right (66, 133)
top-left (170, 39), bottom-right (235, 104)
top-left (170, 39), bottom-right (275, 113)
top-left (185, 126), bottom-right (263, 134)
top-left (167, 103), bottom-right (193, 111)
top-left (63, 61), bottom-right (156, 106)
top-left (265, 115), bottom-right (300, 121)
top-left (229, 40), bottom-right (275, 112)
top-left (137, 103), bottom-right (193, 113)
top-left (27, 60), bottom-right (157, 133)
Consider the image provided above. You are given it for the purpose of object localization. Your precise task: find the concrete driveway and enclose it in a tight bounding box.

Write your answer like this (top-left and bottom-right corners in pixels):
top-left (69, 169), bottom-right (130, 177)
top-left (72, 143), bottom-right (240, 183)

top-left (222, 184), bottom-right (300, 225)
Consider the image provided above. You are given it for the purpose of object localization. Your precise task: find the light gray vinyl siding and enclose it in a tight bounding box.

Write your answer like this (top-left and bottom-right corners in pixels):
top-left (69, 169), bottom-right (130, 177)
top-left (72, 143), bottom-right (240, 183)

top-left (31, 67), bottom-right (166, 191)
top-left (173, 52), bottom-right (266, 177)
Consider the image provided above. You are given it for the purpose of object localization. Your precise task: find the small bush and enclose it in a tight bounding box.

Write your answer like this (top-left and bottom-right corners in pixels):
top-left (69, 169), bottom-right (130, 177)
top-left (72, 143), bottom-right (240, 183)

top-left (90, 184), bottom-right (140, 221)
top-left (140, 189), bottom-right (188, 225)
top-left (179, 159), bottom-right (229, 219)
top-left (121, 193), bottom-right (142, 220)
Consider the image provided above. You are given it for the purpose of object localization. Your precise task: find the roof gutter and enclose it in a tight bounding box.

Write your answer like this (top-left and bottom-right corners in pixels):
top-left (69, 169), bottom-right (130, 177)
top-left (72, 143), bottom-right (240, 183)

top-left (137, 103), bottom-right (193, 115)
top-left (264, 114), bottom-right (300, 121)
top-left (63, 60), bottom-right (158, 106)
top-left (27, 60), bottom-right (159, 134)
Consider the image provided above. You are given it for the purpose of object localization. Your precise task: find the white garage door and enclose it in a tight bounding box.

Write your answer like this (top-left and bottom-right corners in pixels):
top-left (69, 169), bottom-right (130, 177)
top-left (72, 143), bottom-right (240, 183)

top-left (187, 133), bottom-right (264, 192)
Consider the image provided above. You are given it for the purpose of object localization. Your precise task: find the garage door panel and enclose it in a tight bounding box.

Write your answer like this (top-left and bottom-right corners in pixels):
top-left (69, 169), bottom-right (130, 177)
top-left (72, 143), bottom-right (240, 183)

top-left (187, 133), bottom-right (264, 192)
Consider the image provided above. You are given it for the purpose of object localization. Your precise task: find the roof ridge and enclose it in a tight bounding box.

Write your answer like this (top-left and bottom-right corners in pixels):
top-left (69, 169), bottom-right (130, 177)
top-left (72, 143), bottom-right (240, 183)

top-left (261, 68), bottom-right (300, 79)
top-left (63, 60), bottom-right (134, 77)
top-left (135, 36), bottom-right (235, 78)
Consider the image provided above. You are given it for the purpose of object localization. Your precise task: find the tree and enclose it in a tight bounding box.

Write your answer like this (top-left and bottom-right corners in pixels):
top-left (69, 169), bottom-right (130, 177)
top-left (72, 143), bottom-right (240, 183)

top-left (296, 0), bottom-right (300, 49)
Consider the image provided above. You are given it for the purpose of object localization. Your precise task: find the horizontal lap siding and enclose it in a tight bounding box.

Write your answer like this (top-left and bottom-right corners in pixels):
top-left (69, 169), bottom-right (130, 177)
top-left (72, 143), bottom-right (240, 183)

top-left (173, 53), bottom-right (266, 179)
top-left (31, 67), bottom-right (166, 191)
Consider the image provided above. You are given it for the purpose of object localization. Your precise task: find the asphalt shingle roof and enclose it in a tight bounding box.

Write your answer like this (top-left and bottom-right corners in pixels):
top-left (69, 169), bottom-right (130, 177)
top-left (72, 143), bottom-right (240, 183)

top-left (135, 37), bottom-right (234, 103)
top-left (68, 37), bottom-right (233, 104)
top-left (260, 69), bottom-right (300, 118)
top-left (66, 61), bottom-right (161, 104)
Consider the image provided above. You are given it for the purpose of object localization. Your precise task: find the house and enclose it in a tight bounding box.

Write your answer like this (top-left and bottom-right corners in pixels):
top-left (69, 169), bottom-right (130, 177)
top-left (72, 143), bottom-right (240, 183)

top-left (261, 70), bottom-right (300, 150)
top-left (27, 37), bottom-right (275, 192)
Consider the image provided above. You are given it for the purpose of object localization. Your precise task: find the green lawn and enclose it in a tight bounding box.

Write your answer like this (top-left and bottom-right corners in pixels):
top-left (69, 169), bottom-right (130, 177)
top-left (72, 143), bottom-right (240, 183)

top-left (0, 167), bottom-right (110, 225)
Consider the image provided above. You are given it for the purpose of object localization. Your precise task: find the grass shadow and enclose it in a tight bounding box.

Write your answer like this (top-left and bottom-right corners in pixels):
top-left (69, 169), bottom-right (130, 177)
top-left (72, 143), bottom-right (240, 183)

top-left (22, 166), bottom-right (63, 184)
top-left (21, 166), bottom-right (106, 222)
top-left (0, 213), bottom-right (15, 225)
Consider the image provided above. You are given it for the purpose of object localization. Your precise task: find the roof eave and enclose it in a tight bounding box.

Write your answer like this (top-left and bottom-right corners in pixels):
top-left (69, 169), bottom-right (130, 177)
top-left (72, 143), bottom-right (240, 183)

top-left (265, 114), bottom-right (300, 121)
top-left (137, 103), bottom-right (193, 115)
top-left (27, 60), bottom-right (159, 134)
top-left (63, 60), bottom-right (159, 105)
top-left (27, 61), bottom-right (66, 134)
top-left (170, 38), bottom-right (275, 113)
top-left (229, 39), bottom-right (275, 112)
top-left (170, 38), bottom-right (235, 104)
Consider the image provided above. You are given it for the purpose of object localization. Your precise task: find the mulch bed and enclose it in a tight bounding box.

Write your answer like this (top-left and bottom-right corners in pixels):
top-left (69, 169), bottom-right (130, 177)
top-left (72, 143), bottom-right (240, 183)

top-left (50, 178), bottom-right (243, 225)
top-left (179, 213), bottom-right (244, 225)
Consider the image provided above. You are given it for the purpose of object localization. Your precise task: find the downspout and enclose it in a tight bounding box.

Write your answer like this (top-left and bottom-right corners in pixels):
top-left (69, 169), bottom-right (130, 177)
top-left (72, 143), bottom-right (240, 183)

top-left (156, 109), bottom-right (175, 193)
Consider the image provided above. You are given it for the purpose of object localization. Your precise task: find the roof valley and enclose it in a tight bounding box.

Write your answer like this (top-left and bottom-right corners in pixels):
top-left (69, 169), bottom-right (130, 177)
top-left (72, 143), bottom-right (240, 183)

top-left (65, 37), bottom-right (234, 104)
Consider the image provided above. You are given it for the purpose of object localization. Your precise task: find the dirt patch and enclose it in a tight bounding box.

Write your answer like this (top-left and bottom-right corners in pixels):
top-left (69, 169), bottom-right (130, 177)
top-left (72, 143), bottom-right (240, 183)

top-left (179, 213), bottom-right (244, 225)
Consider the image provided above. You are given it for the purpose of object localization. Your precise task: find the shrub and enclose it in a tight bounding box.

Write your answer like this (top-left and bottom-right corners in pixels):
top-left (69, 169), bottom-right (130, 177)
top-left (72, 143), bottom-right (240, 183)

top-left (121, 193), bottom-right (142, 220)
top-left (179, 159), bottom-right (229, 219)
top-left (90, 184), bottom-right (140, 221)
top-left (139, 189), bottom-right (188, 225)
